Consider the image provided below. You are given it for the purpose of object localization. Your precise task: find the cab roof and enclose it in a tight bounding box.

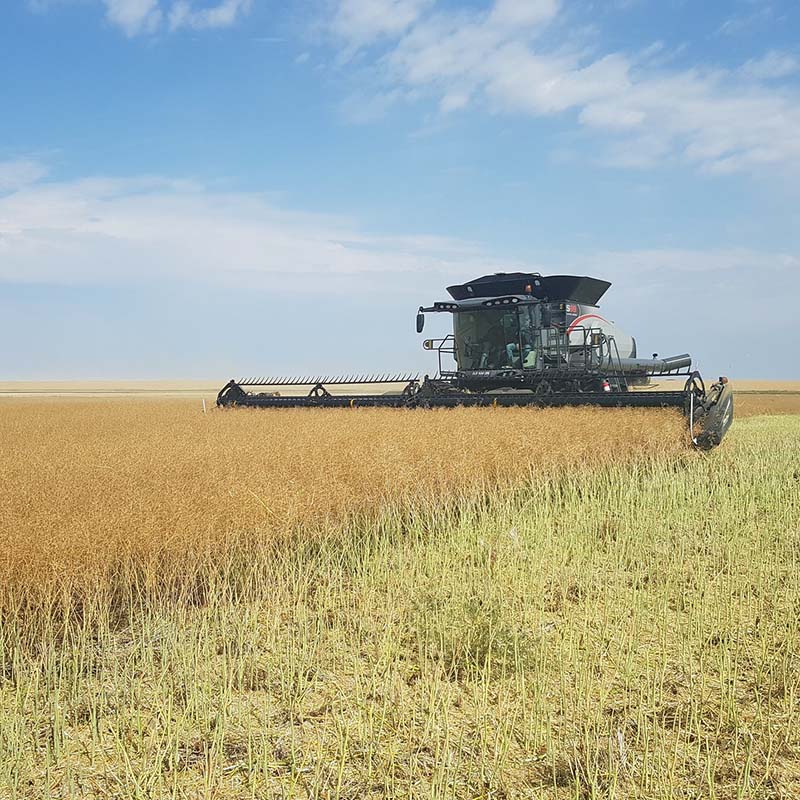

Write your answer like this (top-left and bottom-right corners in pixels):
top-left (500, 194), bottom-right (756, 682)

top-left (446, 273), bottom-right (611, 306)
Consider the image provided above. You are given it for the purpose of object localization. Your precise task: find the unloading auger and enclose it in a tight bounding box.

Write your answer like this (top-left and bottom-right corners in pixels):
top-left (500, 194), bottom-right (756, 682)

top-left (217, 272), bottom-right (733, 449)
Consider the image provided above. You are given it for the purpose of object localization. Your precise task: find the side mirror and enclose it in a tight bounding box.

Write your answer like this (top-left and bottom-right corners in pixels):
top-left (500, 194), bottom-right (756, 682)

top-left (416, 310), bottom-right (425, 334)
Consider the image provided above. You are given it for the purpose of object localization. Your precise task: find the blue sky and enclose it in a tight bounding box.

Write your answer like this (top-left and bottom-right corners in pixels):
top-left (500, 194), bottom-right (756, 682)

top-left (1, 0), bottom-right (799, 379)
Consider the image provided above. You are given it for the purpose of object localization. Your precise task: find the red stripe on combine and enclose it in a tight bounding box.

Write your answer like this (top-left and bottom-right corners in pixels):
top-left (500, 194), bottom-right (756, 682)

top-left (566, 313), bottom-right (608, 335)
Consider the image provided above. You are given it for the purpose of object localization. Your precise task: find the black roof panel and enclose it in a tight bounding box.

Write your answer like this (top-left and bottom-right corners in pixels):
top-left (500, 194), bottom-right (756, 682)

top-left (446, 273), bottom-right (611, 305)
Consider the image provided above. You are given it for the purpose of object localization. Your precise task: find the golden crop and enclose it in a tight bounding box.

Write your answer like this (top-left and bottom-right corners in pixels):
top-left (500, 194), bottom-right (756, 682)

top-left (0, 400), bottom-right (684, 605)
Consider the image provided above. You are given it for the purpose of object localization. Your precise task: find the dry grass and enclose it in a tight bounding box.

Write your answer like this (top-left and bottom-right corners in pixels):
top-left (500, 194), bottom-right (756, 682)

top-left (0, 399), bottom-right (798, 799)
top-left (0, 400), bottom-right (684, 605)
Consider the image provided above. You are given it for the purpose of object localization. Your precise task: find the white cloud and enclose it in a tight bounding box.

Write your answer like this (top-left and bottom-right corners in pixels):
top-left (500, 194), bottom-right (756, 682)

top-left (488, 0), bottom-right (559, 29)
top-left (590, 247), bottom-right (800, 277)
top-left (34, 0), bottom-right (252, 35)
top-left (168, 0), bottom-right (252, 32)
top-left (328, 0), bottom-right (800, 174)
top-left (717, 4), bottom-right (775, 37)
top-left (741, 50), bottom-right (799, 81)
top-left (331, 0), bottom-right (433, 49)
top-left (0, 159), bottom-right (49, 193)
top-left (0, 172), bottom-right (515, 289)
top-left (103, 0), bottom-right (162, 36)
top-left (2, 168), bottom-right (795, 291)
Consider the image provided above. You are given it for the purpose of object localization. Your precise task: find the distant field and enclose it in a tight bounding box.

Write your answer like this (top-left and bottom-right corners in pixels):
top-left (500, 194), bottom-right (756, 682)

top-left (736, 392), bottom-right (800, 417)
top-left (0, 380), bottom-right (220, 397)
top-left (1, 398), bottom-right (798, 798)
top-left (729, 380), bottom-right (800, 392)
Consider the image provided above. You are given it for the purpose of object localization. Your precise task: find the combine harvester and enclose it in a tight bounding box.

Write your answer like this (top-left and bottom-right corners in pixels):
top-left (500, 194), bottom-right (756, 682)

top-left (218, 273), bottom-right (733, 448)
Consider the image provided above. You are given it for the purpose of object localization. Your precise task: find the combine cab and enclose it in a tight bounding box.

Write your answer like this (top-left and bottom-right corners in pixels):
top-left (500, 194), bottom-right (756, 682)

top-left (217, 272), bottom-right (733, 448)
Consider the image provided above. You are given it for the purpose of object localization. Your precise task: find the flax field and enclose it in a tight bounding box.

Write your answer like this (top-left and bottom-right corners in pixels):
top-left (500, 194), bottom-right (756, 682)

top-left (0, 399), bottom-right (798, 799)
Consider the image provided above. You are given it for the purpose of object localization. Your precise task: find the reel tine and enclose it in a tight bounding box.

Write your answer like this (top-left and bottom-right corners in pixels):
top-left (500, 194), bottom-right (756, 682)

top-left (229, 369), bottom-right (422, 390)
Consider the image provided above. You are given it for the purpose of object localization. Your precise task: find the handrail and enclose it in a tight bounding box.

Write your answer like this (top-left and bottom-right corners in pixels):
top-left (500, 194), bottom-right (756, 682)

top-left (424, 334), bottom-right (456, 375)
top-left (427, 322), bottom-right (695, 378)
